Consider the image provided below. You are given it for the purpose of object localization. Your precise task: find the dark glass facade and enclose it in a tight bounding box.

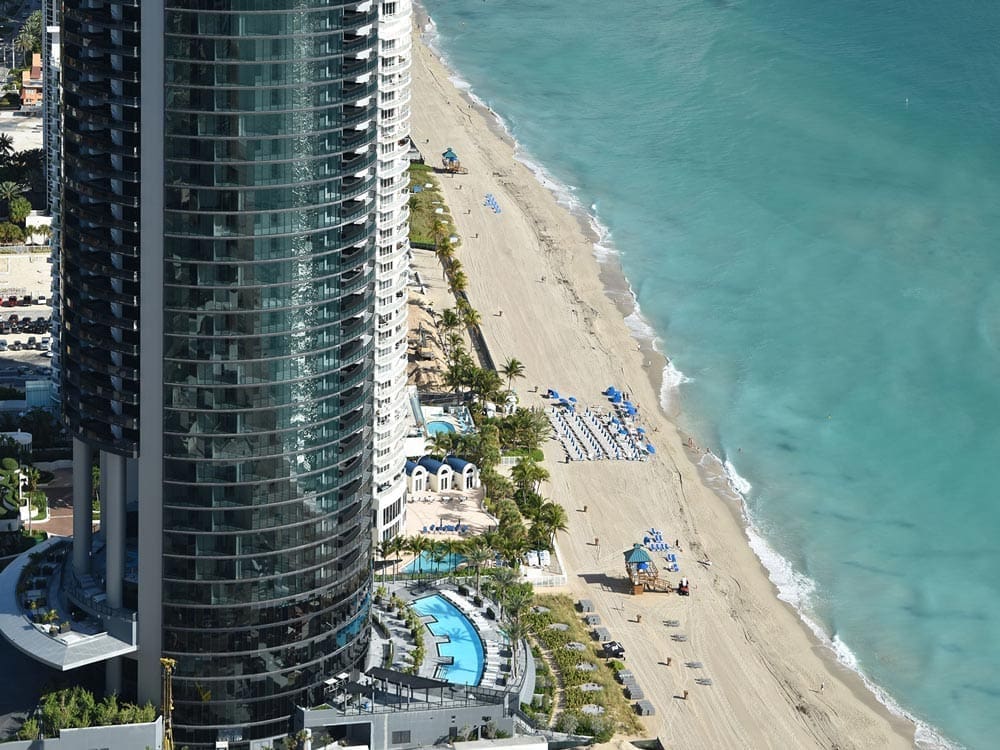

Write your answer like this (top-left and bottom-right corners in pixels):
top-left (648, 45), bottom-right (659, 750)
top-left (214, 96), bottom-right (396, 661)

top-left (60, 0), bottom-right (142, 455)
top-left (61, 0), bottom-right (379, 746)
top-left (159, 1), bottom-right (377, 745)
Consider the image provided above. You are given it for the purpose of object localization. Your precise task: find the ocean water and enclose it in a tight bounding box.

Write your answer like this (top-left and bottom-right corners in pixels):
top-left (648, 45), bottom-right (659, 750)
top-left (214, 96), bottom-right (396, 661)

top-left (419, 1), bottom-right (1000, 747)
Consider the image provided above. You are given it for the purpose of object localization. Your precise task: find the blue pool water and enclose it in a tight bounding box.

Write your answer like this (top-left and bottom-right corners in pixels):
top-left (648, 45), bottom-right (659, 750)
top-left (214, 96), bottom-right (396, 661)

top-left (403, 551), bottom-right (465, 575)
top-left (411, 595), bottom-right (484, 686)
top-left (426, 420), bottom-right (456, 435)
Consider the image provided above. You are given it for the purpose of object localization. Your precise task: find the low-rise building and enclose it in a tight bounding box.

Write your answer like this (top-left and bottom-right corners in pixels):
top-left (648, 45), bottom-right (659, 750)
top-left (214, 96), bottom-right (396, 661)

top-left (19, 54), bottom-right (43, 109)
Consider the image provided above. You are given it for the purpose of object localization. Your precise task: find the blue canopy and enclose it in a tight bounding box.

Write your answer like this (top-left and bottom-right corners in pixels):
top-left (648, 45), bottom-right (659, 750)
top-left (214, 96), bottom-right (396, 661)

top-left (568, 396), bottom-right (577, 402)
top-left (548, 389), bottom-right (560, 399)
top-left (611, 393), bottom-right (622, 404)
top-left (442, 148), bottom-right (458, 162)
top-left (604, 386), bottom-right (618, 396)
top-left (646, 444), bottom-right (656, 454)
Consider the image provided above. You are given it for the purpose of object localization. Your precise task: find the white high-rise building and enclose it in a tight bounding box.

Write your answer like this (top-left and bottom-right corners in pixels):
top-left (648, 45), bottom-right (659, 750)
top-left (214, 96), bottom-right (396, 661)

top-left (373, 0), bottom-right (412, 540)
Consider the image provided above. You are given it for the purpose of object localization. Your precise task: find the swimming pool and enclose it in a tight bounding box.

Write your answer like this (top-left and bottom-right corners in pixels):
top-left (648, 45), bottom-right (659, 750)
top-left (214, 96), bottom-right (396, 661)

top-left (403, 551), bottom-right (465, 575)
top-left (426, 420), bottom-right (457, 435)
top-left (411, 595), bottom-right (484, 686)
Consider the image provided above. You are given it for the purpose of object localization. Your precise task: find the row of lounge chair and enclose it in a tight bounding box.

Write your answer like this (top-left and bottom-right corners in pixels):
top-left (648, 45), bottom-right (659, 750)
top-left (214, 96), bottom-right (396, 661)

top-left (420, 524), bottom-right (471, 534)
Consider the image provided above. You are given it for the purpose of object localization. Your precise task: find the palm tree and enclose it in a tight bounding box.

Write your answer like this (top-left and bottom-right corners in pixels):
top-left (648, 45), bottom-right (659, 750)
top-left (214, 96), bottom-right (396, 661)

top-left (439, 307), bottom-right (462, 337)
top-left (518, 491), bottom-right (544, 522)
top-left (389, 535), bottom-right (407, 581)
top-left (510, 457), bottom-right (549, 497)
top-left (429, 540), bottom-right (448, 573)
top-left (375, 539), bottom-right (391, 583)
top-left (444, 332), bottom-right (465, 365)
top-left (429, 430), bottom-right (456, 458)
top-left (469, 367), bottom-right (502, 405)
top-left (431, 217), bottom-right (448, 248)
top-left (443, 538), bottom-right (464, 572)
top-left (448, 269), bottom-right (468, 296)
top-left (0, 181), bottom-right (27, 202)
top-left (535, 501), bottom-right (569, 548)
top-left (486, 566), bottom-right (517, 620)
top-left (0, 134), bottom-right (13, 160)
top-left (15, 30), bottom-right (33, 66)
top-left (434, 237), bottom-right (455, 268)
top-left (405, 535), bottom-right (432, 579)
top-left (500, 619), bottom-right (529, 679)
top-left (499, 357), bottom-right (525, 394)
top-left (462, 306), bottom-right (481, 330)
top-left (462, 538), bottom-right (492, 597)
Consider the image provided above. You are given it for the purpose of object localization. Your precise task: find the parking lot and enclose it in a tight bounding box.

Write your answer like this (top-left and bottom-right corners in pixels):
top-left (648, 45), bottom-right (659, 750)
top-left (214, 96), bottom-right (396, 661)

top-left (0, 303), bottom-right (52, 387)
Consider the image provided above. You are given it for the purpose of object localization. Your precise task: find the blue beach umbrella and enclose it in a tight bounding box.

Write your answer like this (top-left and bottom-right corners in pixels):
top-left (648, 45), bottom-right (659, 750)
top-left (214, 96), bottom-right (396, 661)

top-left (646, 444), bottom-right (656, 454)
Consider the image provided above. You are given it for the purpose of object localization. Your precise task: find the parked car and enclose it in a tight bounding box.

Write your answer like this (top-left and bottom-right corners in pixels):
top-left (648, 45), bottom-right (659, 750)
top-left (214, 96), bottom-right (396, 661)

top-left (36, 295), bottom-right (47, 305)
top-left (40, 337), bottom-right (50, 347)
top-left (26, 337), bottom-right (37, 348)
top-left (0, 340), bottom-right (7, 351)
top-left (10, 341), bottom-right (22, 351)
top-left (20, 296), bottom-right (32, 306)
top-left (7, 314), bottom-right (18, 324)
top-left (1, 298), bottom-right (15, 308)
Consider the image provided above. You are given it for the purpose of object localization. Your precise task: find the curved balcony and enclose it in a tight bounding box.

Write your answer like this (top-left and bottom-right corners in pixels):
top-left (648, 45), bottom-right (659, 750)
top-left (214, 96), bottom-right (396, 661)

top-left (0, 538), bottom-right (138, 672)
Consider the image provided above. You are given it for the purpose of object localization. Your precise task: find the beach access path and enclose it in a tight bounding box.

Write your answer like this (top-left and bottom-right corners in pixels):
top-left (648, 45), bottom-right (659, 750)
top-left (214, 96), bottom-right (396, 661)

top-left (409, 25), bottom-right (915, 750)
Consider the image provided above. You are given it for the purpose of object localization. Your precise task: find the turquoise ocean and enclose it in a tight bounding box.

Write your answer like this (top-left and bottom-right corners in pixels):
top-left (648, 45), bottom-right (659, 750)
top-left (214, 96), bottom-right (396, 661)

top-left (419, 1), bottom-right (1000, 747)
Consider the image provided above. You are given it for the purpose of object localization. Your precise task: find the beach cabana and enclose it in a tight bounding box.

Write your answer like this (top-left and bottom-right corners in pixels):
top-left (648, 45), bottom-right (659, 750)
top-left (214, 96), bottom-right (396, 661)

top-left (417, 456), bottom-right (453, 492)
top-left (444, 456), bottom-right (480, 490)
top-left (623, 543), bottom-right (660, 595)
top-left (405, 460), bottom-right (428, 494)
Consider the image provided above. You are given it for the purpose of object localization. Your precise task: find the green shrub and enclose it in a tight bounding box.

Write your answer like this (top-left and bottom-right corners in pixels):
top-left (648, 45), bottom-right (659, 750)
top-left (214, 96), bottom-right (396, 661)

top-left (1, 457), bottom-right (18, 471)
top-left (0, 221), bottom-right (24, 244)
top-left (38, 686), bottom-right (156, 736)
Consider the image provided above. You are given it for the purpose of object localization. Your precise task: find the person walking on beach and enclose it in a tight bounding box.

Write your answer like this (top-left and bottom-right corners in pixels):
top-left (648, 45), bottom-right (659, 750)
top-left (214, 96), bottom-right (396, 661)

top-left (819, 682), bottom-right (825, 693)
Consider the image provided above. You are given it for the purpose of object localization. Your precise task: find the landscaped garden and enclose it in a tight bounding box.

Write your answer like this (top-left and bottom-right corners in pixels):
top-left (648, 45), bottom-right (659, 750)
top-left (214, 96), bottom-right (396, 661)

top-left (525, 594), bottom-right (642, 741)
top-left (14, 685), bottom-right (156, 741)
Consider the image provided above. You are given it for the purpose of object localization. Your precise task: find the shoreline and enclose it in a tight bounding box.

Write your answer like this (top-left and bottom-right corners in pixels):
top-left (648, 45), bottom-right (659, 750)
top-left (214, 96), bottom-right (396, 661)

top-left (410, 10), bottom-right (918, 749)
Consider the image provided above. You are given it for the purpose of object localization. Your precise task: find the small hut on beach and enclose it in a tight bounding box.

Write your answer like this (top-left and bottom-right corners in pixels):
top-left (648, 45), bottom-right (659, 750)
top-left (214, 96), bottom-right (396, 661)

top-left (441, 147), bottom-right (467, 174)
top-left (624, 543), bottom-right (659, 595)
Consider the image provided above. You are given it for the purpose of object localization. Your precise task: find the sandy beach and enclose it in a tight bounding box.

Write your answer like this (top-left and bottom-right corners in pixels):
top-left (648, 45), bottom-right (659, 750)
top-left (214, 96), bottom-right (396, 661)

top-left (408, 17), bottom-right (916, 750)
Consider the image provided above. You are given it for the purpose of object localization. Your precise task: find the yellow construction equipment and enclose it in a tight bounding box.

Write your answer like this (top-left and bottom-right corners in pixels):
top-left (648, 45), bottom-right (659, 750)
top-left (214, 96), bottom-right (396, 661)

top-left (161, 657), bottom-right (176, 750)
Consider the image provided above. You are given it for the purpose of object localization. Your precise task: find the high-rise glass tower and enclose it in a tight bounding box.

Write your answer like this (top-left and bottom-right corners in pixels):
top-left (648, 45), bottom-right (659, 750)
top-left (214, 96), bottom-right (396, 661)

top-left (56, 0), bottom-right (382, 746)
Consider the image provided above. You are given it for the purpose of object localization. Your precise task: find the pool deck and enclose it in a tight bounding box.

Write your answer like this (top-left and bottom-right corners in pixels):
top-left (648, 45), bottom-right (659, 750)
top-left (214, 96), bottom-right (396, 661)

top-left (387, 584), bottom-right (522, 692)
top-left (404, 487), bottom-right (497, 541)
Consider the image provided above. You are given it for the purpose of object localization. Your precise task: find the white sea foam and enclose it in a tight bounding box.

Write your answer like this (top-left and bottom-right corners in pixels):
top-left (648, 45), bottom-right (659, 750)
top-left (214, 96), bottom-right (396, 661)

top-left (730, 466), bottom-right (960, 750)
top-left (723, 458), bottom-right (753, 496)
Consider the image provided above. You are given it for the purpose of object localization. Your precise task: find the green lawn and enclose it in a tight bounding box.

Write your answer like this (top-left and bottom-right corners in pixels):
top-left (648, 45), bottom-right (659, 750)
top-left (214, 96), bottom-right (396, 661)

top-left (408, 163), bottom-right (457, 247)
top-left (527, 594), bottom-right (642, 740)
